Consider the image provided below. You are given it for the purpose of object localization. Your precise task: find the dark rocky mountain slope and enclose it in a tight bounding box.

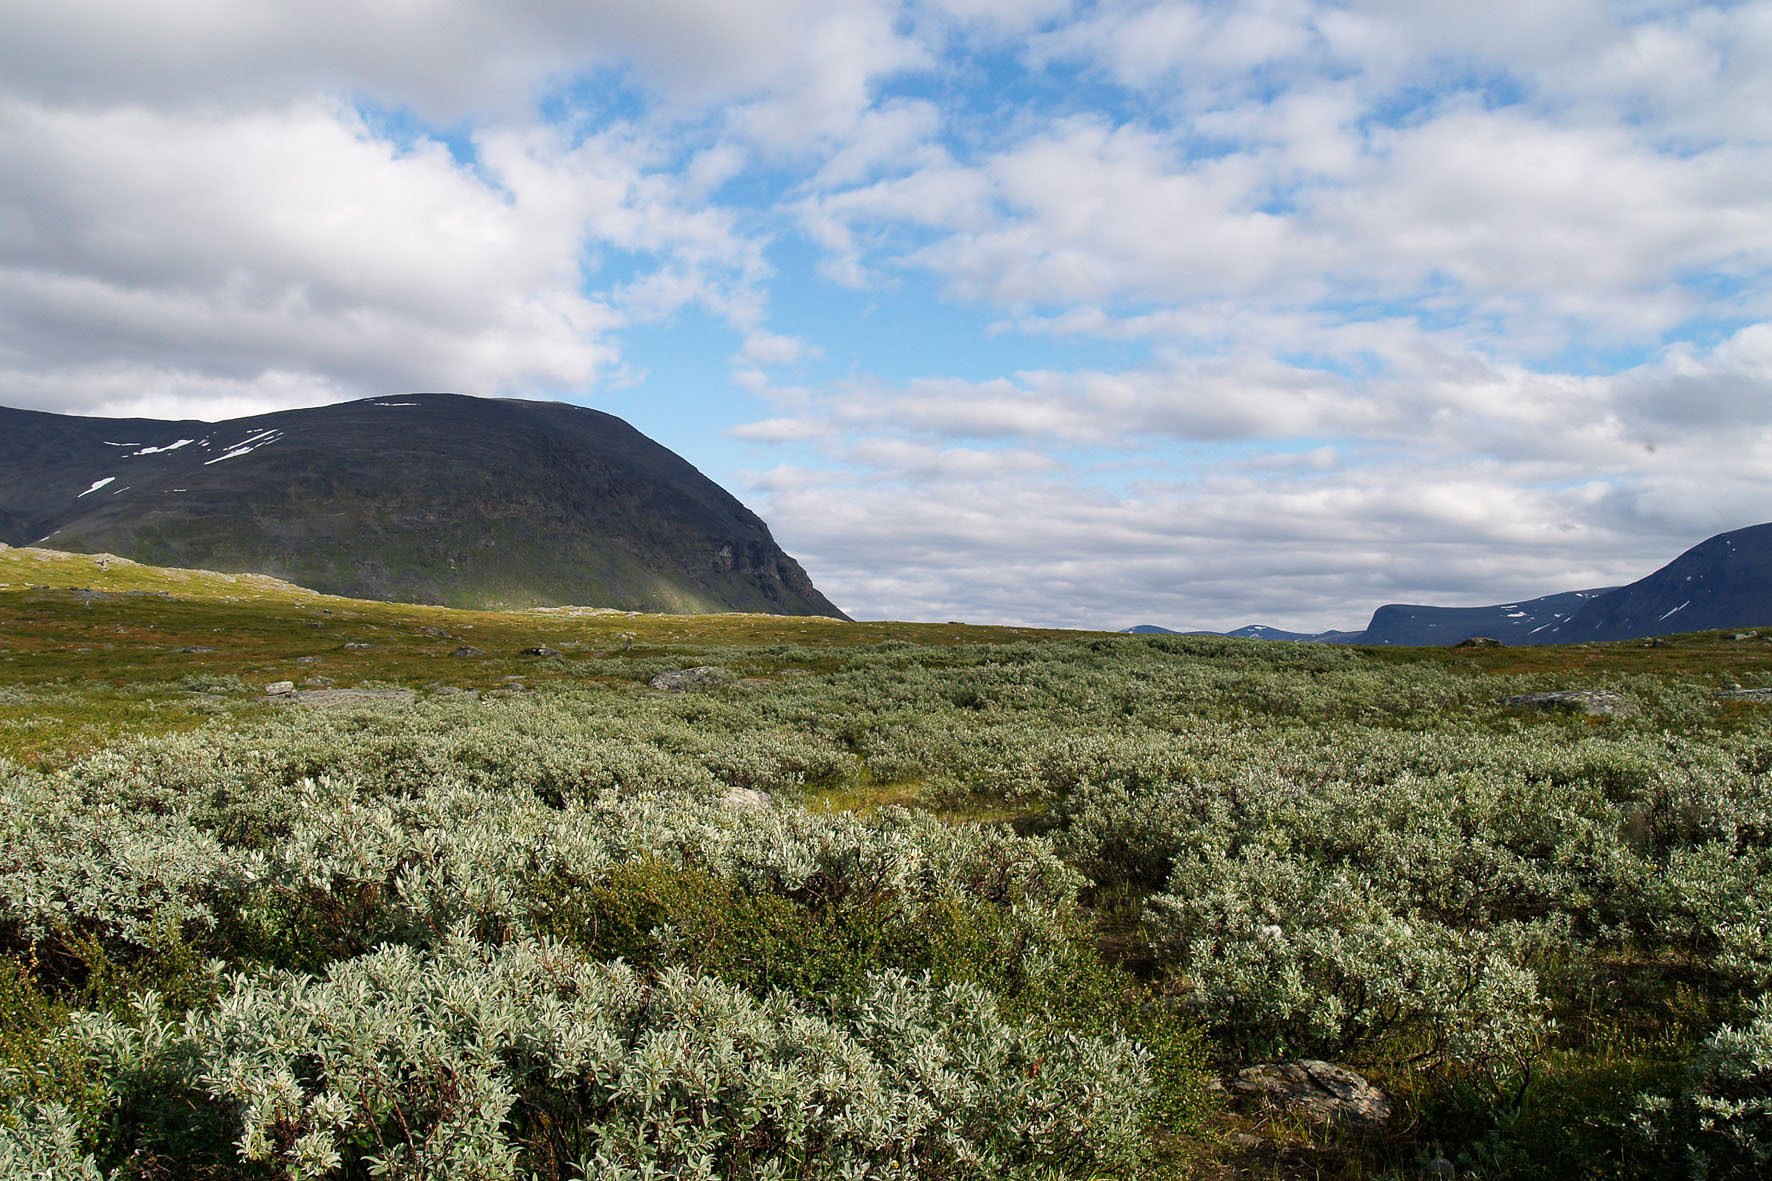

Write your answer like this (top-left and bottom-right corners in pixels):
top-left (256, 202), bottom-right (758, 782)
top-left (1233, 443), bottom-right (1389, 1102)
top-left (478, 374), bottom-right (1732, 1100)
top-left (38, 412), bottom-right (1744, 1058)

top-left (1527, 522), bottom-right (1772, 643)
top-left (1356, 588), bottom-right (1616, 646)
top-left (0, 394), bottom-right (845, 617)
top-left (1124, 522), bottom-right (1772, 646)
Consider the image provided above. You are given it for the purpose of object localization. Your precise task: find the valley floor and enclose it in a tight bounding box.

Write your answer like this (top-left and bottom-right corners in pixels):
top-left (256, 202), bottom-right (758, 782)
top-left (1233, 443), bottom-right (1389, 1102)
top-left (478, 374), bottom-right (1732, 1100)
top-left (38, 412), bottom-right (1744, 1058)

top-left (4, 546), bottom-right (1771, 1179)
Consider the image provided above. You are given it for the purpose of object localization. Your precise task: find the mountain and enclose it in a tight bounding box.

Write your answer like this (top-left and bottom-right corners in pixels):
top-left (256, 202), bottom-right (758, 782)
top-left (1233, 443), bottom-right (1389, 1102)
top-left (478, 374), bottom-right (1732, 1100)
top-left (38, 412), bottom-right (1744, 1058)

top-left (1355, 588), bottom-right (1616, 646)
top-left (0, 394), bottom-right (845, 617)
top-left (1121, 622), bottom-right (1362, 642)
top-left (1528, 522), bottom-right (1772, 643)
top-left (1121, 522), bottom-right (1772, 647)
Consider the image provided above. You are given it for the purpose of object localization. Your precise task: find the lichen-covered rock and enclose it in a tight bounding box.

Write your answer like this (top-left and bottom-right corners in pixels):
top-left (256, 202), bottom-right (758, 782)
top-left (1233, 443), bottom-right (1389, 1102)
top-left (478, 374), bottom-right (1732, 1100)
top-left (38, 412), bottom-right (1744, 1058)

top-left (1225, 1060), bottom-right (1394, 1131)
top-left (723, 786), bottom-right (773, 811)
top-left (648, 666), bottom-right (725, 692)
top-left (1499, 689), bottom-right (1629, 716)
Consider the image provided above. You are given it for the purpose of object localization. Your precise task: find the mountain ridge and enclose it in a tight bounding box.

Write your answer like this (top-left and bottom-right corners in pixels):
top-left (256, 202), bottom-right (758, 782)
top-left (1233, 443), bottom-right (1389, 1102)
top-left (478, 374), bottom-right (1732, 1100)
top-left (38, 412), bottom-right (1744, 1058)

top-left (0, 394), bottom-right (846, 618)
top-left (1125, 521), bottom-right (1772, 646)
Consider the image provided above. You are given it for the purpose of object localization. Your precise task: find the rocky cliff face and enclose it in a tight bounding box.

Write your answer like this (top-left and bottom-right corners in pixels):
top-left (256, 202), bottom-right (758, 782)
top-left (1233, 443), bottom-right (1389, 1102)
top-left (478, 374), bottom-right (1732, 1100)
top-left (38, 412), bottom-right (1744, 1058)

top-left (0, 394), bottom-right (846, 618)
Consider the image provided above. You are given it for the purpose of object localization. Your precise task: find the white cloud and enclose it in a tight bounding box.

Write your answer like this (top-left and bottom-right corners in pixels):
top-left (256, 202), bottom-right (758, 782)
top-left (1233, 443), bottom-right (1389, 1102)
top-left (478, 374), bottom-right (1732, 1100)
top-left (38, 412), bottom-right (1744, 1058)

top-left (0, 0), bottom-right (923, 129)
top-left (740, 323), bottom-right (1772, 629)
top-left (0, 96), bottom-right (791, 417)
top-left (2, 0), bottom-right (1767, 635)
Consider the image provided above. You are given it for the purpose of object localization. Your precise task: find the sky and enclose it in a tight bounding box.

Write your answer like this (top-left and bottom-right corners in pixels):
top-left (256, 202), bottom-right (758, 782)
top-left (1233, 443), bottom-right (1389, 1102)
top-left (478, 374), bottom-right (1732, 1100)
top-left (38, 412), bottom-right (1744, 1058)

top-left (1, 1), bottom-right (1769, 630)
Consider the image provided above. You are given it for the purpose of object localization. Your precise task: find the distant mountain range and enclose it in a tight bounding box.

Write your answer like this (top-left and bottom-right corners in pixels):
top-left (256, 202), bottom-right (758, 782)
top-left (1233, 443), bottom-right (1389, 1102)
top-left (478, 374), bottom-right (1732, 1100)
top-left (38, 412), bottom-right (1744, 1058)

top-left (0, 394), bottom-right (845, 617)
top-left (1126, 521), bottom-right (1772, 646)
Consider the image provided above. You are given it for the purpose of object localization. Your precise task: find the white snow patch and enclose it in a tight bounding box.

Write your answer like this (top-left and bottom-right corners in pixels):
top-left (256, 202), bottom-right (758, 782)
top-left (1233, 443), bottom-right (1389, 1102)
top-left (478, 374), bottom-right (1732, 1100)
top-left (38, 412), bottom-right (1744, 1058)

top-left (202, 429), bottom-right (282, 465)
top-left (1659, 601), bottom-right (1690, 621)
top-left (1505, 611), bottom-right (1527, 618)
top-left (373, 401), bottom-right (420, 407)
top-left (102, 441), bottom-right (141, 448)
top-left (76, 477), bottom-right (115, 497)
top-left (128, 438), bottom-right (194, 456)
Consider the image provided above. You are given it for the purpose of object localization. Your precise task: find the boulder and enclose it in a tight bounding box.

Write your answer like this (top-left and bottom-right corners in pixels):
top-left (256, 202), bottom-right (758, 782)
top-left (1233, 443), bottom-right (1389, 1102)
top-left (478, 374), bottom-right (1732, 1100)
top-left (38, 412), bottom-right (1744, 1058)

top-left (264, 681), bottom-right (296, 696)
top-left (723, 786), bottom-right (773, 811)
top-left (451, 646), bottom-right (485, 658)
top-left (648, 666), bottom-right (724, 692)
top-left (522, 645), bottom-right (562, 658)
top-left (1224, 1060), bottom-right (1394, 1132)
top-left (1716, 687), bottom-right (1772, 702)
top-left (1499, 689), bottom-right (1630, 717)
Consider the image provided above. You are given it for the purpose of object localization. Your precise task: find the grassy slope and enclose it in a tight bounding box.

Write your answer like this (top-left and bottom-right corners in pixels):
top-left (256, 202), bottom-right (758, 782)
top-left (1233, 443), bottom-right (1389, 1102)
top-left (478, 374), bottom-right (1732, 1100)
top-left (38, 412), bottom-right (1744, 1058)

top-left (0, 544), bottom-right (1057, 764)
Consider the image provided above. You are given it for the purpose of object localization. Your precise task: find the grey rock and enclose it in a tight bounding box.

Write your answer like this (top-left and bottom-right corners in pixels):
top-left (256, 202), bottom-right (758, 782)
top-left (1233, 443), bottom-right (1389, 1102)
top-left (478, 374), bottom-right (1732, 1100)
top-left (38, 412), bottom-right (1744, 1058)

top-left (1499, 689), bottom-right (1630, 717)
top-left (343, 642), bottom-right (374, 650)
top-left (264, 680), bottom-right (296, 696)
top-left (295, 655), bottom-right (321, 664)
top-left (647, 666), bottom-right (724, 692)
top-left (1225, 1060), bottom-right (1394, 1132)
top-left (180, 645), bottom-right (217, 653)
top-left (723, 786), bottom-right (773, 811)
top-left (1716, 687), bottom-right (1772, 702)
top-left (522, 645), bottom-right (562, 658)
top-left (451, 646), bottom-right (485, 658)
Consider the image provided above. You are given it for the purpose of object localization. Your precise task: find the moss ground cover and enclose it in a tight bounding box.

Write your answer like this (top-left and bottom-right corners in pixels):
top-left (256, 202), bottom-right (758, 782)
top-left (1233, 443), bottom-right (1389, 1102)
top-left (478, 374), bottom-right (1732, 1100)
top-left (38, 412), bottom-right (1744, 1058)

top-left (3, 544), bottom-right (1772, 1177)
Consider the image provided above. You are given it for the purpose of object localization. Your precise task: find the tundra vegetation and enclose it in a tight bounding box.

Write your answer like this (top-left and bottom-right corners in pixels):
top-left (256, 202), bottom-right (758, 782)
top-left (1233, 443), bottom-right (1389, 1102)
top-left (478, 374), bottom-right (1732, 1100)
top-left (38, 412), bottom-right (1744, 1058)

top-left (1, 547), bottom-right (1771, 1178)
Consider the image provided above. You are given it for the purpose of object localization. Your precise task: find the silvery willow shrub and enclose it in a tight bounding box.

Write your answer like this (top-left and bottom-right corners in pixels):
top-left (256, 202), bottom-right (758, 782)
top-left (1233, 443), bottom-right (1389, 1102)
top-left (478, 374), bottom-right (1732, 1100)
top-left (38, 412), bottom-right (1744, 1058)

top-left (1149, 842), bottom-right (1551, 1061)
top-left (1138, 760), bottom-right (1662, 1061)
top-left (0, 762), bottom-right (247, 963)
top-left (29, 933), bottom-right (1151, 1180)
top-left (0, 1101), bottom-right (103, 1180)
top-left (1637, 991), bottom-right (1772, 1179)
top-left (246, 771), bottom-right (1080, 967)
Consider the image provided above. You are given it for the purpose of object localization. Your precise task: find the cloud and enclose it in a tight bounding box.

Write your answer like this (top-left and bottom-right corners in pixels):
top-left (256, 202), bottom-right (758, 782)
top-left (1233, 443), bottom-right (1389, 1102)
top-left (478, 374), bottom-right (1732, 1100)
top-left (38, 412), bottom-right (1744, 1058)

top-left (0, 96), bottom-right (785, 417)
top-left (2, 0), bottom-right (1766, 635)
top-left (740, 323), bottom-right (1772, 629)
top-left (0, 0), bottom-right (922, 128)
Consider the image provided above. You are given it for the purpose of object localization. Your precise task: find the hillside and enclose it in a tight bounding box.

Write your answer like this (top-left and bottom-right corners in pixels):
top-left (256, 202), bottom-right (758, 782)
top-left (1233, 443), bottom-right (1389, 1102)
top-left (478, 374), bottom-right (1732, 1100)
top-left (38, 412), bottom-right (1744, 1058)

top-left (1133, 522), bottom-right (1772, 647)
top-left (1530, 521), bottom-right (1772, 643)
top-left (0, 394), bottom-right (845, 617)
top-left (1356, 587), bottom-right (1616, 646)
